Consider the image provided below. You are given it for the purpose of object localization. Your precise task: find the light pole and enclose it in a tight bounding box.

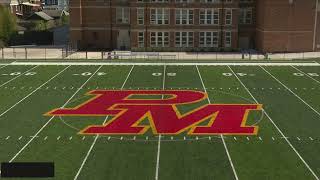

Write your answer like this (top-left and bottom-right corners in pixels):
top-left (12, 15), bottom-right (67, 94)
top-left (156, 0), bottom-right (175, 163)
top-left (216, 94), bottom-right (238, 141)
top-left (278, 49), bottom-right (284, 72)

top-left (110, 0), bottom-right (113, 50)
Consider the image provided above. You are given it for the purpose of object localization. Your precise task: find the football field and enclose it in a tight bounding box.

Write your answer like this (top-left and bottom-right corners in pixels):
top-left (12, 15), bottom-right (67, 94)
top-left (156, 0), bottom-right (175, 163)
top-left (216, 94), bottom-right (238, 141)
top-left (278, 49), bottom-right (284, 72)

top-left (0, 62), bottom-right (320, 180)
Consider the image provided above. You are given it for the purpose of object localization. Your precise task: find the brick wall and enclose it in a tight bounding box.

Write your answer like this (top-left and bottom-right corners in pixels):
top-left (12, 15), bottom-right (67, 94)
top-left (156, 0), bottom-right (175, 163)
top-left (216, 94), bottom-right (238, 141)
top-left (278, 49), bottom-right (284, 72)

top-left (256, 0), bottom-right (316, 52)
top-left (70, 0), bottom-right (319, 52)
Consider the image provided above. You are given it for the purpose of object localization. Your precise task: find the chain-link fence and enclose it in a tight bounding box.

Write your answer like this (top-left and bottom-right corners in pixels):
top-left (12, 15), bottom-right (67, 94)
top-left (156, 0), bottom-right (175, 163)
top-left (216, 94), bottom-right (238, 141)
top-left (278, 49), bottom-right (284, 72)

top-left (1, 47), bottom-right (320, 61)
top-left (0, 46), bottom-right (69, 60)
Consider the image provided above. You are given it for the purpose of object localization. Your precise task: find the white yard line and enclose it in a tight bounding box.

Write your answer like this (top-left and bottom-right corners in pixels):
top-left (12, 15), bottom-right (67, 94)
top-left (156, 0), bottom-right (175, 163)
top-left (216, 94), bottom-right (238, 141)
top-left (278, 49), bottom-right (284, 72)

top-left (155, 65), bottom-right (166, 180)
top-left (72, 117), bottom-right (107, 180)
top-left (10, 61), bottom-right (320, 66)
top-left (228, 65), bottom-right (319, 180)
top-left (196, 65), bottom-right (239, 180)
top-left (260, 66), bottom-right (320, 117)
top-left (0, 64), bottom-right (10, 70)
top-left (0, 66), bottom-right (70, 118)
top-left (290, 65), bottom-right (320, 85)
top-left (73, 65), bottom-right (135, 180)
top-left (0, 65), bottom-right (39, 88)
top-left (121, 65), bottom-right (135, 89)
top-left (8, 65), bottom-right (103, 163)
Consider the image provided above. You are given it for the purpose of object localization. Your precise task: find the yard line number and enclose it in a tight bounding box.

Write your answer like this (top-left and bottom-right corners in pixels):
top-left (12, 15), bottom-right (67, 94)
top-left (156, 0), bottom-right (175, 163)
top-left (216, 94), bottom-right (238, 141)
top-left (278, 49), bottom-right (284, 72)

top-left (73, 72), bottom-right (107, 76)
top-left (293, 73), bottom-right (319, 77)
top-left (1, 72), bottom-right (37, 76)
top-left (152, 73), bottom-right (176, 77)
top-left (223, 73), bottom-right (255, 77)
top-left (223, 72), bottom-right (319, 77)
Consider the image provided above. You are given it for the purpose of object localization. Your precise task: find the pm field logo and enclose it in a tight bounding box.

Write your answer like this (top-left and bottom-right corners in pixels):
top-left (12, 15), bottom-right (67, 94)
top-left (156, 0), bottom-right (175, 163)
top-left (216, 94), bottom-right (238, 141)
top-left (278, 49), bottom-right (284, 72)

top-left (46, 90), bottom-right (262, 135)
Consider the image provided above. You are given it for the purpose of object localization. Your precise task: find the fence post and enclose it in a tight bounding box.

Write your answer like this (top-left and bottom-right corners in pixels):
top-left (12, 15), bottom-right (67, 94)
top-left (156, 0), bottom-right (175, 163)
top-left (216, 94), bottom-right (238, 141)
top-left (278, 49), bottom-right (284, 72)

top-left (86, 51), bottom-right (88, 59)
top-left (45, 48), bottom-right (47, 60)
top-left (25, 48), bottom-right (27, 60)
top-left (1, 48), bottom-right (3, 59)
top-left (13, 48), bottom-right (16, 59)
top-left (101, 52), bottom-right (103, 60)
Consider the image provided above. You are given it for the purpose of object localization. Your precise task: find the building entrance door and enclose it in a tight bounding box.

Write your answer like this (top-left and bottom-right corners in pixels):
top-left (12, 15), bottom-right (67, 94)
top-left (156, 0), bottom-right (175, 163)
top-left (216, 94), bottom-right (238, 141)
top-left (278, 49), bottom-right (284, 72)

top-left (239, 37), bottom-right (250, 49)
top-left (117, 30), bottom-right (130, 50)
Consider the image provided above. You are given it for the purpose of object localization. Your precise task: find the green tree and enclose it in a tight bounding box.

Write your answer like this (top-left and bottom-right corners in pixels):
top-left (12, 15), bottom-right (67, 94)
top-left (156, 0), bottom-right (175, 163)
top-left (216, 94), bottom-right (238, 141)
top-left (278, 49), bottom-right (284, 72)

top-left (60, 13), bottom-right (69, 25)
top-left (33, 20), bottom-right (48, 31)
top-left (0, 5), bottom-right (17, 45)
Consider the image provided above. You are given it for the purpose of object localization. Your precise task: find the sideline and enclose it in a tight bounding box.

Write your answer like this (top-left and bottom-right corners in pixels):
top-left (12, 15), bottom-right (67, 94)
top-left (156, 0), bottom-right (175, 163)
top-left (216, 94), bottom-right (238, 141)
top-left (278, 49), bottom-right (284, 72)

top-left (5, 62), bottom-right (320, 66)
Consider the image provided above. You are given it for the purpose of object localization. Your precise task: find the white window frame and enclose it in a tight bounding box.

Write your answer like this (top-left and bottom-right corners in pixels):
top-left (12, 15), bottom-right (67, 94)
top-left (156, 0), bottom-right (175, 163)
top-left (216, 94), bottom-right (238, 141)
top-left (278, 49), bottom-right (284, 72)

top-left (116, 8), bottom-right (130, 24)
top-left (150, 31), bottom-right (170, 47)
top-left (225, 9), bottom-right (232, 25)
top-left (199, 31), bottom-right (219, 47)
top-left (175, 32), bottom-right (194, 47)
top-left (138, 31), bottom-right (144, 48)
top-left (199, 9), bottom-right (219, 25)
top-left (137, 8), bottom-right (144, 25)
top-left (150, 8), bottom-right (170, 25)
top-left (225, 31), bottom-right (232, 48)
top-left (175, 9), bottom-right (194, 25)
top-left (239, 8), bottom-right (252, 24)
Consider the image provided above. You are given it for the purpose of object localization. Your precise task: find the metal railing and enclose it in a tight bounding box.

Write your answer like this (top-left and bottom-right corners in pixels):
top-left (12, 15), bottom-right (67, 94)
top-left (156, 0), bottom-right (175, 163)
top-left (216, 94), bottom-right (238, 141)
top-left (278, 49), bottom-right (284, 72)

top-left (1, 47), bottom-right (319, 61)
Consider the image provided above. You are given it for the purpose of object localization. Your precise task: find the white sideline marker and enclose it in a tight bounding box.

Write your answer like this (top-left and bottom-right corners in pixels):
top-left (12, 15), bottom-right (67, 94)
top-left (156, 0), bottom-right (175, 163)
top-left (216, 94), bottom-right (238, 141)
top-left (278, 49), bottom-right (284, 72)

top-left (261, 66), bottom-right (320, 118)
top-left (155, 65), bottom-right (166, 180)
top-left (0, 65), bottom-right (39, 89)
top-left (0, 64), bottom-right (10, 70)
top-left (291, 66), bottom-right (320, 85)
top-left (196, 65), bottom-right (239, 180)
top-left (9, 65), bottom-right (102, 163)
top-left (0, 66), bottom-right (70, 118)
top-left (73, 65), bottom-right (135, 180)
top-left (228, 65), bottom-right (320, 180)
